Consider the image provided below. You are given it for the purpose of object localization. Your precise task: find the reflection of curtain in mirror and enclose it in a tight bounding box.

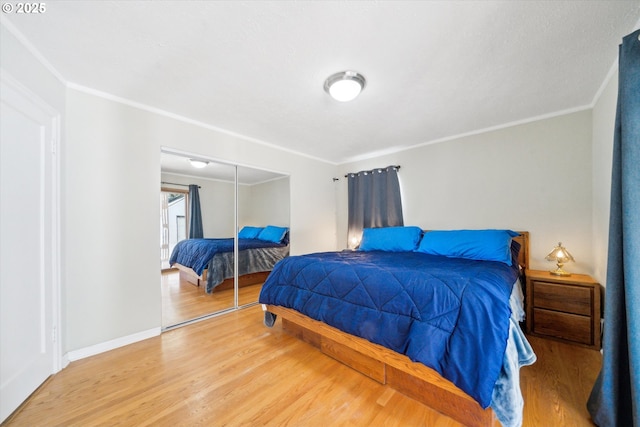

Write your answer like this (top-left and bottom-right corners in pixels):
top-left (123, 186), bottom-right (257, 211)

top-left (347, 166), bottom-right (403, 248)
top-left (188, 184), bottom-right (203, 238)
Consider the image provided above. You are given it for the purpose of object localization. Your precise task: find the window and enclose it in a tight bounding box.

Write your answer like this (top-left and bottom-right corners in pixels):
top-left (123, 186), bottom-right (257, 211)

top-left (160, 190), bottom-right (188, 268)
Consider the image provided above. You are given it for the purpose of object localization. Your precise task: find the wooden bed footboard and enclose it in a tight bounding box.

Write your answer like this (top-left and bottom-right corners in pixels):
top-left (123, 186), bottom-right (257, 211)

top-left (265, 304), bottom-right (500, 427)
top-left (173, 263), bottom-right (270, 291)
top-left (173, 263), bottom-right (206, 286)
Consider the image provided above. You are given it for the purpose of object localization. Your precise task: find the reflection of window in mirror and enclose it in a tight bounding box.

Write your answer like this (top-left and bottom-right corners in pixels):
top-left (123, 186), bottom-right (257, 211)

top-left (160, 189), bottom-right (188, 270)
top-left (176, 216), bottom-right (186, 241)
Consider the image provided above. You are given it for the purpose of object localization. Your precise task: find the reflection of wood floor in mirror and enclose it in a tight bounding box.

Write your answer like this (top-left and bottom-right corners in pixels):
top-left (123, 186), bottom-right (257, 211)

top-left (161, 270), bottom-right (263, 327)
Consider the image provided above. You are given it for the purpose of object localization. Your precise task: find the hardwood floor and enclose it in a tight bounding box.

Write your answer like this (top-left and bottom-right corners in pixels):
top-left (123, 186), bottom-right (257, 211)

top-left (161, 270), bottom-right (262, 327)
top-left (5, 305), bottom-right (601, 427)
top-left (521, 335), bottom-right (601, 426)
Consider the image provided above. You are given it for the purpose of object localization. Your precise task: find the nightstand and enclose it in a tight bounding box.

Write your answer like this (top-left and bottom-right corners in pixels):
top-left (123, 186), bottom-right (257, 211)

top-left (525, 270), bottom-right (601, 349)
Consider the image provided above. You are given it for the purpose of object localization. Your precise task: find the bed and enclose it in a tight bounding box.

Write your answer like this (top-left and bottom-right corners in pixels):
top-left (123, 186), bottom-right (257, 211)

top-left (169, 226), bottom-right (290, 293)
top-left (259, 228), bottom-right (535, 427)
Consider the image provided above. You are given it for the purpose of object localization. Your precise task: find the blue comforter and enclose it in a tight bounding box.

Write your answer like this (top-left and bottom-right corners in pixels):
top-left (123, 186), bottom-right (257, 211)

top-left (258, 250), bottom-right (519, 408)
top-left (169, 238), bottom-right (286, 276)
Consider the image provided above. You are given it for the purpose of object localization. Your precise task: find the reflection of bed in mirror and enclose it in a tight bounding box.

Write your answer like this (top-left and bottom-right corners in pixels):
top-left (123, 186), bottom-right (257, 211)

top-left (170, 226), bottom-right (289, 293)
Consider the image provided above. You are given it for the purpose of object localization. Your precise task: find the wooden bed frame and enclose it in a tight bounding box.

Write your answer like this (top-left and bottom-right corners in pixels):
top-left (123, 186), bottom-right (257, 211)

top-left (173, 263), bottom-right (270, 291)
top-left (264, 231), bottom-right (529, 427)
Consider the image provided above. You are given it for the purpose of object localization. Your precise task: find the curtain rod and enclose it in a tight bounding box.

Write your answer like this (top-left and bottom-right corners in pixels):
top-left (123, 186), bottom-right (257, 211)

top-left (161, 181), bottom-right (201, 189)
top-left (343, 165), bottom-right (401, 178)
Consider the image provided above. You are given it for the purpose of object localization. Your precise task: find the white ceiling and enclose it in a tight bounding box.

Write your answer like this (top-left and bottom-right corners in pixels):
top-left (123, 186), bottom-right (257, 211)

top-left (4, 1), bottom-right (639, 164)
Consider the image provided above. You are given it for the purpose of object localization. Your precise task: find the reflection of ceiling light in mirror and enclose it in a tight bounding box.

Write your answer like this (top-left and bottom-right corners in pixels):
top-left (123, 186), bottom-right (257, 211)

top-left (189, 159), bottom-right (209, 168)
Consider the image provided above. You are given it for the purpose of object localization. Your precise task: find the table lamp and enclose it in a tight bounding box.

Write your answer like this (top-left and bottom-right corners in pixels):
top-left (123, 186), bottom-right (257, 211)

top-left (545, 242), bottom-right (574, 276)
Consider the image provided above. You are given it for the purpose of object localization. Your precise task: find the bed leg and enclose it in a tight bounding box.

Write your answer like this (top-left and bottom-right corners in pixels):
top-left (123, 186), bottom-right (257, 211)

top-left (264, 312), bottom-right (277, 327)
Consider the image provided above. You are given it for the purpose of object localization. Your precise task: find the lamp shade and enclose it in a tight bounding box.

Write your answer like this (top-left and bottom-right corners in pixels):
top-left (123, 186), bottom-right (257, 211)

top-left (324, 71), bottom-right (366, 102)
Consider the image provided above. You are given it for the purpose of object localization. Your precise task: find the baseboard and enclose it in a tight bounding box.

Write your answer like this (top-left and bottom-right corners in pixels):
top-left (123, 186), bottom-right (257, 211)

top-left (60, 353), bottom-right (70, 370)
top-left (66, 327), bottom-right (161, 362)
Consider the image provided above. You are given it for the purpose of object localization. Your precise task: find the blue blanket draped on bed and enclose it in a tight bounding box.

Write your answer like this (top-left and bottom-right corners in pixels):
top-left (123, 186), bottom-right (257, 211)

top-left (169, 238), bottom-right (286, 276)
top-left (258, 250), bottom-right (519, 408)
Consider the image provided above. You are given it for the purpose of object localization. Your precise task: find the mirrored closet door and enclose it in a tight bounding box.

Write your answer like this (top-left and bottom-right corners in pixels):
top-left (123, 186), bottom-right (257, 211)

top-left (160, 149), bottom-right (290, 328)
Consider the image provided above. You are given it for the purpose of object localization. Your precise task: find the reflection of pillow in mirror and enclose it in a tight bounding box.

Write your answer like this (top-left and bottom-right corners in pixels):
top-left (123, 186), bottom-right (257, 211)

top-left (239, 226), bottom-right (263, 239)
top-left (258, 225), bottom-right (289, 243)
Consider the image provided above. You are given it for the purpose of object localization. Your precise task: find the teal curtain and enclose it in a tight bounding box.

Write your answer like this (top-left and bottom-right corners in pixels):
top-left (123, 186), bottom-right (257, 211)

top-left (188, 184), bottom-right (203, 239)
top-left (587, 29), bottom-right (640, 426)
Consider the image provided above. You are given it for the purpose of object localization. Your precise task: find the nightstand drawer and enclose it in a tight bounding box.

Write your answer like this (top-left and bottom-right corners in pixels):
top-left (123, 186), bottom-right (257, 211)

top-left (532, 281), bottom-right (592, 316)
top-left (532, 308), bottom-right (592, 345)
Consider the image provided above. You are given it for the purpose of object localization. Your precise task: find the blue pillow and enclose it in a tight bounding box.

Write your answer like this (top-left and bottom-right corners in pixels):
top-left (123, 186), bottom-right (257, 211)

top-left (416, 229), bottom-right (519, 266)
top-left (238, 226), bottom-right (263, 239)
top-left (358, 226), bottom-right (423, 252)
top-left (257, 225), bottom-right (289, 243)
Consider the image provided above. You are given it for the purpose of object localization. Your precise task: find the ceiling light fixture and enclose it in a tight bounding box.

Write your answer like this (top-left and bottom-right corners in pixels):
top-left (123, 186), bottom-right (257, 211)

top-left (189, 159), bottom-right (209, 168)
top-left (324, 70), bottom-right (366, 102)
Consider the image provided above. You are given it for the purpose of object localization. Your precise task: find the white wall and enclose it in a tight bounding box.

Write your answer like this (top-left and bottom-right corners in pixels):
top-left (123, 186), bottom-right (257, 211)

top-left (64, 88), bottom-right (337, 353)
top-left (337, 111), bottom-right (594, 274)
top-left (591, 71), bottom-right (618, 287)
top-left (64, 91), bottom-right (161, 351)
top-left (0, 24), bottom-right (65, 113)
top-left (239, 177), bottom-right (291, 229)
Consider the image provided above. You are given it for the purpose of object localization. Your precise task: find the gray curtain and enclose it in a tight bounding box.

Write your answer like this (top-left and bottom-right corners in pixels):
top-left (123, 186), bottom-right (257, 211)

top-left (347, 166), bottom-right (403, 246)
top-left (188, 184), bottom-right (203, 239)
top-left (587, 29), bottom-right (640, 427)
